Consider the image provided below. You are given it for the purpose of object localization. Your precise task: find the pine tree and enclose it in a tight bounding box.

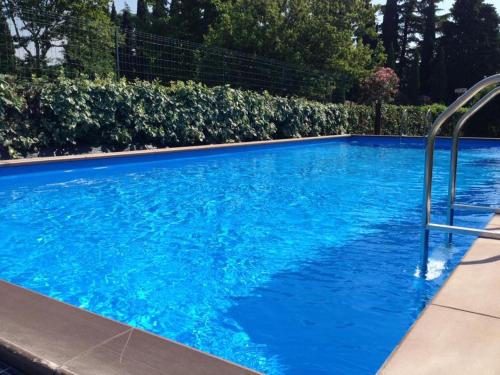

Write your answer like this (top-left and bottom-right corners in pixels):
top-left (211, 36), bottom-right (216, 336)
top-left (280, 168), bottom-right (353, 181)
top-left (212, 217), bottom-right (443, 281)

top-left (430, 46), bottom-right (447, 103)
top-left (110, 2), bottom-right (118, 23)
top-left (168, 0), bottom-right (218, 42)
top-left (386, 43), bottom-right (396, 69)
top-left (443, 0), bottom-right (500, 99)
top-left (0, 12), bottom-right (16, 74)
top-left (120, 7), bottom-right (137, 79)
top-left (152, 0), bottom-right (166, 18)
top-left (136, 0), bottom-right (149, 24)
top-left (382, 0), bottom-right (399, 60)
top-left (398, 0), bottom-right (419, 76)
top-left (408, 51), bottom-right (420, 104)
top-left (420, 0), bottom-right (439, 96)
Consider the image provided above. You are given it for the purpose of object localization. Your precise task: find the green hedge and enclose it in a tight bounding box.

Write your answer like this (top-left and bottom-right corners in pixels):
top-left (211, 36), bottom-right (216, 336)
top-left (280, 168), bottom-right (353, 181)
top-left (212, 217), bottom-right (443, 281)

top-left (0, 75), bottom-right (495, 159)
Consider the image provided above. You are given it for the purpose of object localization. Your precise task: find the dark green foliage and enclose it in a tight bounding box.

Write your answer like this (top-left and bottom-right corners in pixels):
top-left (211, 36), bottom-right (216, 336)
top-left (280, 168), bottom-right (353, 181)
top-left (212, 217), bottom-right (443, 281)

top-left (382, 0), bottom-right (399, 57)
top-left (136, 0), bottom-right (149, 24)
top-left (3, 0), bottom-right (114, 76)
top-left (443, 0), bottom-right (500, 99)
top-left (206, 0), bottom-right (383, 97)
top-left (168, 0), bottom-right (218, 42)
top-left (2, 75), bottom-right (495, 159)
top-left (398, 0), bottom-right (419, 75)
top-left (386, 43), bottom-right (396, 69)
top-left (379, 103), bottom-right (461, 136)
top-left (0, 75), bottom-right (36, 158)
top-left (430, 47), bottom-right (447, 103)
top-left (407, 51), bottom-right (420, 104)
top-left (420, 0), bottom-right (438, 95)
top-left (152, 0), bottom-right (166, 19)
top-left (110, 2), bottom-right (118, 23)
top-left (0, 12), bottom-right (16, 74)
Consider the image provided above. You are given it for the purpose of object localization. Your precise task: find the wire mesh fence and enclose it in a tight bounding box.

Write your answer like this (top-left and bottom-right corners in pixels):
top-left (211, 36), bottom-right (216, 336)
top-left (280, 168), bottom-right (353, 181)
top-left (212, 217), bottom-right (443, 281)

top-left (0, 6), bottom-right (338, 101)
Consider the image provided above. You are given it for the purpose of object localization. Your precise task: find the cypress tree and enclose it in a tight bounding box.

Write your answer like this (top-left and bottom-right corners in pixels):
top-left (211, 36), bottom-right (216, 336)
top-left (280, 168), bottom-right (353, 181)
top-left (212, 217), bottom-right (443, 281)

top-left (398, 0), bottom-right (419, 76)
top-left (382, 0), bottom-right (399, 59)
top-left (386, 43), bottom-right (396, 69)
top-left (152, 0), bottom-right (166, 18)
top-left (168, 0), bottom-right (218, 42)
top-left (408, 51), bottom-right (420, 104)
top-left (420, 0), bottom-right (438, 96)
top-left (0, 12), bottom-right (16, 74)
top-left (120, 8), bottom-right (136, 79)
top-left (443, 0), bottom-right (500, 99)
top-left (110, 2), bottom-right (118, 23)
top-left (136, 0), bottom-right (149, 24)
top-left (430, 47), bottom-right (447, 103)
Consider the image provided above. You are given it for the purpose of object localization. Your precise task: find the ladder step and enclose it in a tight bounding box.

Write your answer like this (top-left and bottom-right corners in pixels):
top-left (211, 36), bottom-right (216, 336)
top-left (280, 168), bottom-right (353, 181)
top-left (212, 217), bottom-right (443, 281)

top-left (427, 223), bottom-right (500, 240)
top-left (453, 204), bottom-right (500, 214)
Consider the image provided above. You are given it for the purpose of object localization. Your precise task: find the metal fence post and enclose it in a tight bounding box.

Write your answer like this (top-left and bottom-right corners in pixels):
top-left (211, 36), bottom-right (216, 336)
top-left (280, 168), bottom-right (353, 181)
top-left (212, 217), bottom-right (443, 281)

top-left (115, 28), bottom-right (120, 80)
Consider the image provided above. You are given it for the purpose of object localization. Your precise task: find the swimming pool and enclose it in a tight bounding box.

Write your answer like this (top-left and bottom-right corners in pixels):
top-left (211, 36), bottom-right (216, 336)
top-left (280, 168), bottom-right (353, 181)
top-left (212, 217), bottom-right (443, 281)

top-left (0, 136), bottom-right (499, 374)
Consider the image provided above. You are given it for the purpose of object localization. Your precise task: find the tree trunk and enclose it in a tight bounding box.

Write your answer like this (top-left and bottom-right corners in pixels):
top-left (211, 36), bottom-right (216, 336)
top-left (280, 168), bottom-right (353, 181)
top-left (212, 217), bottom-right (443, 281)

top-left (374, 101), bottom-right (382, 135)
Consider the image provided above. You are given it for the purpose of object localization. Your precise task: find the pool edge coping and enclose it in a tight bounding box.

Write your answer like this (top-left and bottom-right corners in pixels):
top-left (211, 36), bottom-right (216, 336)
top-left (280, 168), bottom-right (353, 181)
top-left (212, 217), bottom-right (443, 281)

top-left (0, 135), bottom-right (351, 168)
top-left (378, 214), bottom-right (500, 375)
top-left (2, 134), bottom-right (499, 168)
top-left (0, 279), bottom-right (261, 375)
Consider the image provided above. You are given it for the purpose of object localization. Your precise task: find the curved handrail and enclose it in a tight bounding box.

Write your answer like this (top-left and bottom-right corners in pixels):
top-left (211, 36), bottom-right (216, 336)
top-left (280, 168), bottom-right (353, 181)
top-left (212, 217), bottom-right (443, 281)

top-left (421, 73), bottom-right (500, 275)
top-left (446, 86), bottom-right (500, 241)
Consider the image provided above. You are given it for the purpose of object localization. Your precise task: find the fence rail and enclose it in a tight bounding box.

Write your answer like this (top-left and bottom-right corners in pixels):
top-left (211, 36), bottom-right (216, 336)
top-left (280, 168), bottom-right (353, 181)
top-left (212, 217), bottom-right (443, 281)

top-left (0, 6), bottom-right (338, 101)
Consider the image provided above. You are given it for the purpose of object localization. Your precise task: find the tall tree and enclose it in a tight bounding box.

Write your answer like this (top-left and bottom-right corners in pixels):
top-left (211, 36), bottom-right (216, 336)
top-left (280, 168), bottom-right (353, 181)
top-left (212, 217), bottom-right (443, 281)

top-left (419, 0), bottom-right (439, 95)
top-left (386, 42), bottom-right (396, 69)
top-left (168, 0), bottom-right (218, 42)
top-left (2, 0), bottom-right (114, 75)
top-left (0, 11), bottom-right (16, 74)
top-left (398, 0), bottom-right (419, 76)
top-left (443, 0), bottom-right (500, 99)
top-left (407, 50), bottom-right (420, 103)
top-left (152, 0), bottom-right (166, 18)
top-left (206, 0), bottom-right (384, 95)
top-left (119, 7), bottom-right (137, 78)
top-left (110, 1), bottom-right (118, 23)
top-left (136, 0), bottom-right (148, 24)
top-left (381, 0), bottom-right (399, 64)
top-left (430, 46), bottom-right (447, 102)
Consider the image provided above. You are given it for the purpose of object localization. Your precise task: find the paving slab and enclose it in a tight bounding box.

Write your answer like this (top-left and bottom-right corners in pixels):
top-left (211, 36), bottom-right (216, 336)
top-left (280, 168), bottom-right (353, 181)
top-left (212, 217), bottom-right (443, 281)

top-left (379, 215), bottom-right (500, 375)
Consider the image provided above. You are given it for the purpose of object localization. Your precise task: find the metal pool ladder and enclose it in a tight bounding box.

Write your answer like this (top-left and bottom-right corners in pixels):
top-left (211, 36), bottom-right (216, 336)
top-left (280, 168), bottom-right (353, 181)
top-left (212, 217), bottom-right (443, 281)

top-left (421, 74), bottom-right (500, 276)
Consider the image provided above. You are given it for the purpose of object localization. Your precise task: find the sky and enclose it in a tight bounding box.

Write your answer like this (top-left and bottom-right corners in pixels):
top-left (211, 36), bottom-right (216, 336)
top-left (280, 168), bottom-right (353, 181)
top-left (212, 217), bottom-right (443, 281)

top-left (115, 0), bottom-right (500, 13)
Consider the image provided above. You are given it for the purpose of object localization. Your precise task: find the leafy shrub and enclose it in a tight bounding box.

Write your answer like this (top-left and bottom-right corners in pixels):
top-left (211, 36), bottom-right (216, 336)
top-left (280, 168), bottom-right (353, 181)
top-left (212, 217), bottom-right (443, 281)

top-left (0, 75), bottom-right (37, 158)
top-left (0, 74), bottom-right (496, 159)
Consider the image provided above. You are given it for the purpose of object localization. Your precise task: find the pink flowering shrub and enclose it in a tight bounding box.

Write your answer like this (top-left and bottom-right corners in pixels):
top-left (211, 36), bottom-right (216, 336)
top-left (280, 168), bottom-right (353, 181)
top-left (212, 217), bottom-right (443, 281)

top-left (361, 67), bottom-right (400, 104)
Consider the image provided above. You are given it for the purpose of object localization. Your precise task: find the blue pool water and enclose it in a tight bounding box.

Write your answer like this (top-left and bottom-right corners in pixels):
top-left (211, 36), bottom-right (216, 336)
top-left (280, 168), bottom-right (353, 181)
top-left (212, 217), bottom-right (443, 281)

top-left (1, 136), bottom-right (499, 374)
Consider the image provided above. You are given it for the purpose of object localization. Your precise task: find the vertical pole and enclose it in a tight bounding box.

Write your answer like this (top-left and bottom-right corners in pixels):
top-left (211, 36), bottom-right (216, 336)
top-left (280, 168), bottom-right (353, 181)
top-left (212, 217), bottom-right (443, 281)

top-left (222, 51), bottom-right (226, 85)
top-left (115, 28), bottom-right (120, 80)
top-left (421, 134), bottom-right (434, 277)
top-left (446, 134), bottom-right (460, 243)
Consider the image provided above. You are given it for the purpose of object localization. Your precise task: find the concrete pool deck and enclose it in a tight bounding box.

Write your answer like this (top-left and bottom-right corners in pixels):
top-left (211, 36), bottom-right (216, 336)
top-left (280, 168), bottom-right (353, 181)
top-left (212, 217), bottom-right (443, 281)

top-left (379, 214), bottom-right (500, 375)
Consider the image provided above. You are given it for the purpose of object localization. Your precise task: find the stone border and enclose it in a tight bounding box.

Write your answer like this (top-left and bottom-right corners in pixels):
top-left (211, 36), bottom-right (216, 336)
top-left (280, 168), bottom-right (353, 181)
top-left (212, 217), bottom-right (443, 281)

top-left (0, 135), bottom-right (350, 168)
top-left (2, 134), bottom-right (498, 169)
top-left (379, 214), bottom-right (500, 375)
top-left (0, 280), bottom-right (260, 375)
